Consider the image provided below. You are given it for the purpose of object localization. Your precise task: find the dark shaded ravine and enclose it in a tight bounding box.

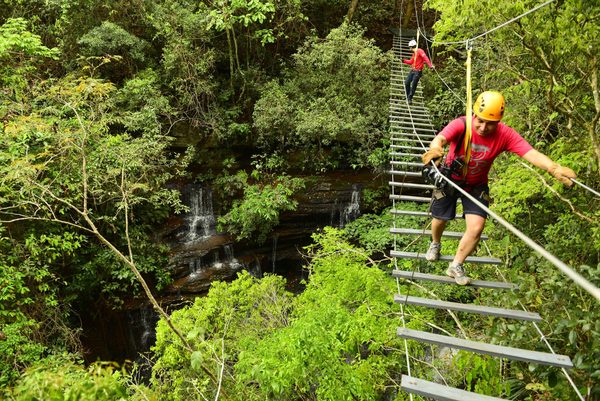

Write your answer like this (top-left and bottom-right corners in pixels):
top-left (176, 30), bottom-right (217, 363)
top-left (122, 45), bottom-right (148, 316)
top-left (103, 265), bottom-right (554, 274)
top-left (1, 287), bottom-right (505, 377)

top-left (81, 169), bottom-right (398, 363)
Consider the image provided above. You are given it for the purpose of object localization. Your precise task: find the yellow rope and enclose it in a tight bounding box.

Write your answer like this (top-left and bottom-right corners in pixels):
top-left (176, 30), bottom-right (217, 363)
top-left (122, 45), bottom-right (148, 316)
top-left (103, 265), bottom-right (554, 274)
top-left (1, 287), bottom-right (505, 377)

top-left (462, 42), bottom-right (473, 178)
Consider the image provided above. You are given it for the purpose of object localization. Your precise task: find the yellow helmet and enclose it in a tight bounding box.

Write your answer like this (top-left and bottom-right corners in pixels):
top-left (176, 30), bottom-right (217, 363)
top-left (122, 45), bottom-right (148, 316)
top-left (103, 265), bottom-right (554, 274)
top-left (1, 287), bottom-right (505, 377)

top-left (473, 91), bottom-right (505, 121)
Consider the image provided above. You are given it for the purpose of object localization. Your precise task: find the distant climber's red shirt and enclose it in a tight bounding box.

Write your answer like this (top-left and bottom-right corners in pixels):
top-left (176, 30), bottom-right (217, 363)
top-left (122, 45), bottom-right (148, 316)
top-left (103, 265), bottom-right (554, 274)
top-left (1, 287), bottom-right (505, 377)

top-left (403, 48), bottom-right (432, 71)
top-left (439, 116), bottom-right (533, 186)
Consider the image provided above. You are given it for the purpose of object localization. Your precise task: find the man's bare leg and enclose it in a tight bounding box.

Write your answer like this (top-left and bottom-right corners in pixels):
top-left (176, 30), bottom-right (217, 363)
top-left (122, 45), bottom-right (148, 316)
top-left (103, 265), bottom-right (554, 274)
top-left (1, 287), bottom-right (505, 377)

top-left (430, 217), bottom-right (447, 243)
top-left (425, 218), bottom-right (447, 261)
top-left (453, 213), bottom-right (486, 264)
top-left (446, 214), bottom-right (486, 285)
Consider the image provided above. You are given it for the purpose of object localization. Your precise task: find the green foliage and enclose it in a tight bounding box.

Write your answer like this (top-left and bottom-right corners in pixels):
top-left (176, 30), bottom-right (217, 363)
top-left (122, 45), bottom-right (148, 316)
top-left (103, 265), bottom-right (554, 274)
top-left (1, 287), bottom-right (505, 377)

top-left (253, 23), bottom-right (390, 171)
top-left (113, 69), bottom-right (175, 135)
top-left (150, 271), bottom-right (293, 401)
top-left (423, 57), bottom-right (465, 129)
top-left (0, 320), bottom-right (47, 389)
top-left (360, 185), bottom-right (391, 213)
top-left (0, 70), bottom-right (189, 310)
top-left (234, 227), bottom-right (406, 400)
top-left (344, 210), bottom-right (394, 254)
top-left (77, 21), bottom-right (150, 76)
top-left (5, 354), bottom-right (128, 401)
top-left (453, 352), bottom-right (508, 396)
top-left (205, 0), bottom-right (276, 36)
top-left (149, 227), bottom-right (412, 400)
top-left (0, 226), bottom-right (85, 388)
top-left (218, 174), bottom-right (305, 244)
top-left (0, 18), bottom-right (59, 107)
top-left (421, 4), bottom-right (600, 394)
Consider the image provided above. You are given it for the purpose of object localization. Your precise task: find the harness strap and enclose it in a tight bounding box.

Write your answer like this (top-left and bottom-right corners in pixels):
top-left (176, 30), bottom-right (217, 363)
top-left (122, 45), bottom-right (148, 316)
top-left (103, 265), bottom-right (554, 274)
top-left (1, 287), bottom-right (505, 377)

top-left (462, 42), bottom-right (473, 178)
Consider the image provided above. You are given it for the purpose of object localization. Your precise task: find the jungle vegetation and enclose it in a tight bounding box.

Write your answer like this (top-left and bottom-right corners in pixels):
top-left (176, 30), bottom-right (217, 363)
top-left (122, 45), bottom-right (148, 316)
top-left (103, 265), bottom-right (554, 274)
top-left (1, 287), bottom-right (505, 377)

top-left (0, 0), bottom-right (598, 400)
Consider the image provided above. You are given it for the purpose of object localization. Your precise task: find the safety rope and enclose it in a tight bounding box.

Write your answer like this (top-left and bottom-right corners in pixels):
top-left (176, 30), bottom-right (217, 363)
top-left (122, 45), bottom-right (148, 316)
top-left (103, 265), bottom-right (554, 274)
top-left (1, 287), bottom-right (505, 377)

top-left (426, 167), bottom-right (600, 302)
top-left (405, 0), bottom-right (598, 299)
top-left (393, 2), bottom-right (598, 399)
top-left (482, 241), bottom-right (587, 401)
top-left (571, 178), bottom-right (600, 198)
top-left (416, 0), bottom-right (556, 47)
top-left (395, 15), bottom-right (415, 400)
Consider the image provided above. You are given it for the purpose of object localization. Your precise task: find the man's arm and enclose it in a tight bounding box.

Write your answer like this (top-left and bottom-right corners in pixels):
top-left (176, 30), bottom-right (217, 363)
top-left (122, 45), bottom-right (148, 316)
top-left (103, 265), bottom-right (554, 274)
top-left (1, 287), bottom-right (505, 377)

top-left (521, 149), bottom-right (554, 170)
top-left (430, 134), bottom-right (447, 149)
top-left (420, 49), bottom-right (433, 69)
top-left (522, 149), bottom-right (576, 186)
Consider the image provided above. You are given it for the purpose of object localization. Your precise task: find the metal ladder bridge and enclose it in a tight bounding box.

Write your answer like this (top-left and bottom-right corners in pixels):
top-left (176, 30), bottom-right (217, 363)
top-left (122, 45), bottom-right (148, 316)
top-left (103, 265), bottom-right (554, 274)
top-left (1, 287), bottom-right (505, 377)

top-left (388, 33), bottom-right (573, 400)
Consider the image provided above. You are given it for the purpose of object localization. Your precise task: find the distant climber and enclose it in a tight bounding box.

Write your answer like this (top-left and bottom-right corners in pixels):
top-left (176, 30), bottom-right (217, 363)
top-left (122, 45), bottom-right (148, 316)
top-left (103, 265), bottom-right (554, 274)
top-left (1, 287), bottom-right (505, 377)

top-left (403, 39), bottom-right (433, 105)
top-left (421, 91), bottom-right (576, 285)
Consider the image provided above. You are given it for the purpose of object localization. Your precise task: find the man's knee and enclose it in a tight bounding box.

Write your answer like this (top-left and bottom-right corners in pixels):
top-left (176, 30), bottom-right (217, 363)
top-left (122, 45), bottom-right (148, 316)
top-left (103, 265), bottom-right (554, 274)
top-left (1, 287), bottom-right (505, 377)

top-left (465, 215), bottom-right (486, 237)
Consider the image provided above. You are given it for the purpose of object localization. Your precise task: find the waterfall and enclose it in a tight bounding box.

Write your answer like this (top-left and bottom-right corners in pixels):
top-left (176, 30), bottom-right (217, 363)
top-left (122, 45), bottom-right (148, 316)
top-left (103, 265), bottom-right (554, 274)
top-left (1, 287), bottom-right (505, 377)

top-left (223, 244), bottom-right (241, 270)
top-left (188, 257), bottom-right (203, 275)
top-left (185, 186), bottom-right (216, 243)
top-left (127, 306), bottom-right (158, 354)
top-left (139, 307), bottom-right (156, 350)
top-left (339, 185), bottom-right (361, 228)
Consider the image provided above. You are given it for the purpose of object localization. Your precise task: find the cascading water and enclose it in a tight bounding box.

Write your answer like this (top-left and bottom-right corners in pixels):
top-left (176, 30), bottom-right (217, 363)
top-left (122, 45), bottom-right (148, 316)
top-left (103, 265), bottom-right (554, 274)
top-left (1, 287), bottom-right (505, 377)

top-left (185, 186), bottom-right (216, 243)
top-left (223, 244), bottom-right (241, 270)
top-left (127, 306), bottom-right (158, 355)
top-left (339, 185), bottom-right (361, 228)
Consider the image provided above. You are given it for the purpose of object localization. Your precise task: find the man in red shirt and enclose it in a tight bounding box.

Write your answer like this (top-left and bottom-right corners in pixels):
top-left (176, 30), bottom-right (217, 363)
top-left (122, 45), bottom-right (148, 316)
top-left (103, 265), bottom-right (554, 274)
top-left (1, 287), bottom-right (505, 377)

top-left (421, 91), bottom-right (576, 285)
top-left (403, 39), bottom-right (434, 104)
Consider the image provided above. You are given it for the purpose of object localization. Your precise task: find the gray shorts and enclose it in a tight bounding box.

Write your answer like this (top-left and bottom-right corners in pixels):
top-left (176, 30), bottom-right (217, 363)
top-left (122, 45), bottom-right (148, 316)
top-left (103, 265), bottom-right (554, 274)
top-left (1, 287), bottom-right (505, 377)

top-left (430, 185), bottom-right (490, 220)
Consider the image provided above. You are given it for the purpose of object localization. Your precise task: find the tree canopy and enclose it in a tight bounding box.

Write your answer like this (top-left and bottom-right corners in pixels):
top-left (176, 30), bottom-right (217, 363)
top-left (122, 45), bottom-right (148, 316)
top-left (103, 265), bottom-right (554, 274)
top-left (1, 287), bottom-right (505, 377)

top-left (0, 0), bottom-right (599, 400)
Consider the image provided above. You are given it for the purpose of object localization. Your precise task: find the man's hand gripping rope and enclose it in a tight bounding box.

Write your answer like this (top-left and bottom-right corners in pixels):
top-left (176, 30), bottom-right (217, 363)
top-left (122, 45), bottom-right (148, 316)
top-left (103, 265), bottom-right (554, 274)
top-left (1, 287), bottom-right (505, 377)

top-left (422, 146), bottom-right (444, 166)
top-left (549, 163), bottom-right (576, 187)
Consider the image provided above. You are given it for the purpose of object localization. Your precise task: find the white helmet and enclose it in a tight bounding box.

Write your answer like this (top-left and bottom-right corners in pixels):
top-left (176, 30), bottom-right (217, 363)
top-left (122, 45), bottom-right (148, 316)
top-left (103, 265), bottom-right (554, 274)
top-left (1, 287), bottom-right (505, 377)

top-left (408, 39), bottom-right (417, 48)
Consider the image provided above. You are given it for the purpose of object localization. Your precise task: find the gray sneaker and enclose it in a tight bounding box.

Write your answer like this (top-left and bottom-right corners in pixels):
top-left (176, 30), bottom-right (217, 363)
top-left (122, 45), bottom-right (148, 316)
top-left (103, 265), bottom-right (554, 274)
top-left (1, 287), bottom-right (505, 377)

top-left (425, 242), bottom-right (441, 261)
top-left (446, 263), bottom-right (471, 285)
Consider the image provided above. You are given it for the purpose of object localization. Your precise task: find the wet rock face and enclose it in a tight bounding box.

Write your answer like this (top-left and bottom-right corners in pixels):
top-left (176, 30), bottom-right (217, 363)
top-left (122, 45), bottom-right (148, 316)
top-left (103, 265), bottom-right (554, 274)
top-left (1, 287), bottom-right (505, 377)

top-left (81, 170), bottom-right (388, 364)
top-left (160, 170), bottom-right (388, 295)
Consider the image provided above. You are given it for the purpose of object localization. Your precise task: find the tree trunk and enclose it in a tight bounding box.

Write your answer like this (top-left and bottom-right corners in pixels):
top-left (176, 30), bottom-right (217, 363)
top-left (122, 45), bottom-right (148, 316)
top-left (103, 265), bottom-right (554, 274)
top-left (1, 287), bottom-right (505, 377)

top-left (346, 0), bottom-right (359, 22)
top-left (589, 56), bottom-right (600, 171)
top-left (402, 0), bottom-right (414, 28)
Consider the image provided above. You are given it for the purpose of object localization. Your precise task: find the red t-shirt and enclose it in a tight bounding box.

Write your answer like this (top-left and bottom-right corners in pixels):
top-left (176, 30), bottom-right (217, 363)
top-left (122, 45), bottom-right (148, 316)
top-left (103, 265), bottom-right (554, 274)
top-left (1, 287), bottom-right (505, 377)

top-left (439, 116), bottom-right (533, 186)
top-left (403, 48), bottom-right (432, 71)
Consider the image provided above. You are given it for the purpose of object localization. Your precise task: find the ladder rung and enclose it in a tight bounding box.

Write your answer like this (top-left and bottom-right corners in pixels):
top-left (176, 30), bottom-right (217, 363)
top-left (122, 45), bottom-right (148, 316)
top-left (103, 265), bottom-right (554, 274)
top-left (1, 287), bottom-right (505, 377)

top-left (390, 209), bottom-right (464, 219)
top-left (389, 228), bottom-right (488, 240)
top-left (391, 121), bottom-right (433, 129)
top-left (389, 103), bottom-right (428, 111)
top-left (389, 182), bottom-right (434, 190)
top-left (390, 152), bottom-right (422, 158)
top-left (395, 294), bottom-right (540, 321)
top-left (389, 171), bottom-right (422, 177)
top-left (389, 114), bottom-right (431, 123)
top-left (389, 104), bottom-right (427, 112)
top-left (390, 145), bottom-right (425, 151)
top-left (390, 209), bottom-right (465, 219)
top-left (401, 375), bottom-right (507, 401)
top-left (390, 138), bottom-right (425, 143)
top-left (388, 107), bottom-right (429, 116)
top-left (389, 161), bottom-right (423, 167)
top-left (390, 209), bottom-right (430, 217)
top-left (390, 250), bottom-right (501, 265)
top-left (393, 270), bottom-right (518, 290)
top-left (390, 126), bottom-right (435, 132)
top-left (397, 328), bottom-right (573, 368)
top-left (390, 195), bottom-right (431, 203)
top-left (391, 132), bottom-right (436, 139)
